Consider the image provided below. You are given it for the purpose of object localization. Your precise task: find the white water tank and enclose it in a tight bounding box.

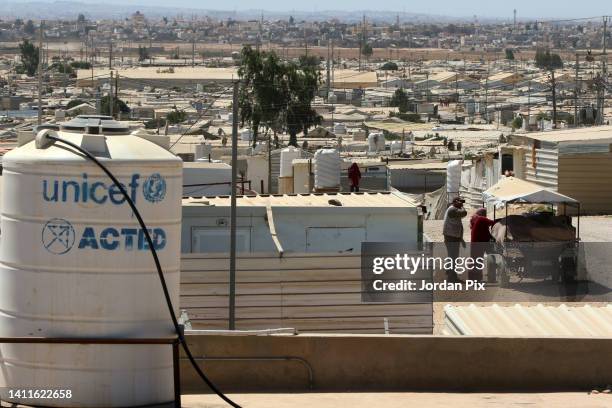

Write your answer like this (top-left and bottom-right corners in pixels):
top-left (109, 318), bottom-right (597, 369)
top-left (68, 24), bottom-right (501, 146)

top-left (368, 132), bottom-right (385, 152)
top-left (390, 140), bottom-right (403, 154)
top-left (314, 148), bottom-right (341, 189)
top-left (195, 142), bottom-right (212, 160)
top-left (240, 128), bottom-right (252, 141)
top-left (446, 159), bottom-right (462, 194)
top-left (333, 122), bottom-right (347, 134)
top-left (0, 121), bottom-right (182, 407)
top-left (280, 146), bottom-right (300, 177)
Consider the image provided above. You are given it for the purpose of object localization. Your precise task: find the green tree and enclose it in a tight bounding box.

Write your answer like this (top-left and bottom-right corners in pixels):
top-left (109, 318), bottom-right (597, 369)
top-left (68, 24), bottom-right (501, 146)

top-left (238, 46), bottom-right (290, 147)
top-left (381, 61), bottom-right (398, 70)
top-left (100, 95), bottom-right (130, 116)
top-left (138, 45), bottom-right (150, 62)
top-left (511, 116), bottom-right (523, 130)
top-left (361, 43), bottom-right (373, 62)
top-left (166, 107), bottom-right (187, 124)
top-left (390, 88), bottom-right (410, 113)
top-left (505, 48), bottom-right (515, 60)
top-left (238, 46), bottom-right (321, 148)
top-left (24, 20), bottom-right (36, 35)
top-left (535, 48), bottom-right (563, 126)
top-left (70, 61), bottom-right (91, 69)
top-left (18, 39), bottom-right (39, 76)
top-left (285, 57), bottom-right (322, 146)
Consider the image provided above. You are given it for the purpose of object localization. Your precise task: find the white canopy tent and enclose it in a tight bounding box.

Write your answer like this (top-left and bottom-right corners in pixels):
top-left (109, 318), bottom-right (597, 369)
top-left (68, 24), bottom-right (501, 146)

top-left (483, 177), bottom-right (578, 206)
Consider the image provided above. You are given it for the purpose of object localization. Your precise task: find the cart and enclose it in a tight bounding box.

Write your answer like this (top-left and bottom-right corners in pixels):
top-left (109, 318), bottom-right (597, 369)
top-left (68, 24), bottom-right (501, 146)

top-left (482, 177), bottom-right (580, 287)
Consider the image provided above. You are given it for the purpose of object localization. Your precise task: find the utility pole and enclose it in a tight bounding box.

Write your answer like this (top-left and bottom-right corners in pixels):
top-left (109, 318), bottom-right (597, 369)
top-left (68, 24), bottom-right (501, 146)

top-left (326, 40), bottom-right (331, 99)
top-left (191, 36), bottom-right (195, 67)
top-left (228, 80), bottom-right (239, 331)
top-left (600, 16), bottom-right (607, 125)
top-left (115, 72), bottom-right (119, 118)
top-left (37, 20), bottom-right (44, 126)
top-left (575, 54), bottom-right (579, 127)
top-left (331, 38), bottom-right (335, 86)
top-left (109, 71), bottom-right (113, 118)
top-left (452, 72), bottom-right (459, 119)
top-left (109, 41), bottom-right (112, 69)
top-left (484, 68), bottom-right (489, 123)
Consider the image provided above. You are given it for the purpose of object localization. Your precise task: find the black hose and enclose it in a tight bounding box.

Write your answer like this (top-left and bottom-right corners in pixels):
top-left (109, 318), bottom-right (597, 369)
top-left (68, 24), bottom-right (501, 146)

top-left (46, 134), bottom-right (242, 408)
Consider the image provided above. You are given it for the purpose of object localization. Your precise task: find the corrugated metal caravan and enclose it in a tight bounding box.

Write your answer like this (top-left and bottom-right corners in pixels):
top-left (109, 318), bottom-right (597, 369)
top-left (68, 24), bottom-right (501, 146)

top-left (0, 117), bottom-right (182, 407)
top-left (508, 127), bottom-right (612, 214)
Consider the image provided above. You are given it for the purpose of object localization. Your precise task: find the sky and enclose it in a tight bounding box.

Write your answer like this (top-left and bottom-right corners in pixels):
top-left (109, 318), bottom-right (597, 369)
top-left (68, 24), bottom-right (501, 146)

top-left (33, 0), bottom-right (610, 19)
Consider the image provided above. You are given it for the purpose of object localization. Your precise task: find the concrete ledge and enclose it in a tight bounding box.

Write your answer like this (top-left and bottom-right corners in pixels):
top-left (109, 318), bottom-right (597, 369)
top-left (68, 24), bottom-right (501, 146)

top-left (181, 334), bottom-right (612, 392)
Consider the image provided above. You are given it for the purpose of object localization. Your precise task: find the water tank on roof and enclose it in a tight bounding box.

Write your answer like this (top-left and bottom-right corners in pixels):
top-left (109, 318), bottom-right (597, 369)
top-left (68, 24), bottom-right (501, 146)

top-left (280, 146), bottom-right (300, 177)
top-left (0, 121), bottom-right (182, 407)
top-left (240, 128), bottom-right (252, 141)
top-left (59, 115), bottom-right (131, 135)
top-left (368, 132), bottom-right (385, 153)
top-left (195, 142), bottom-right (212, 161)
top-left (390, 140), bottom-right (404, 154)
top-left (446, 159), bottom-right (462, 194)
top-left (314, 148), bottom-right (341, 189)
top-left (333, 122), bottom-right (346, 134)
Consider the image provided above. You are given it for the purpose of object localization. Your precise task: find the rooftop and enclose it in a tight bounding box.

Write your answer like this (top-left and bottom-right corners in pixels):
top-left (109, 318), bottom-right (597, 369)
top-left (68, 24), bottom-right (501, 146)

top-left (183, 191), bottom-right (417, 207)
top-left (514, 126), bottom-right (612, 143)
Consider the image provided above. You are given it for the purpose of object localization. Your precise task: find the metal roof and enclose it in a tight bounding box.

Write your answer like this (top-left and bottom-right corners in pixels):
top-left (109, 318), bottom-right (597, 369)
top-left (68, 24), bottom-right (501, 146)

top-left (183, 191), bottom-right (417, 208)
top-left (514, 126), bottom-right (612, 143)
top-left (444, 304), bottom-right (612, 337)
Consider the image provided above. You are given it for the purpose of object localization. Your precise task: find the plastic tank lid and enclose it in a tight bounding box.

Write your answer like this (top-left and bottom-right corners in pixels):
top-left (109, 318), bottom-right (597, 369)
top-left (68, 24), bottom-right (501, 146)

top-left (59, 115), bottom-right (131, 135)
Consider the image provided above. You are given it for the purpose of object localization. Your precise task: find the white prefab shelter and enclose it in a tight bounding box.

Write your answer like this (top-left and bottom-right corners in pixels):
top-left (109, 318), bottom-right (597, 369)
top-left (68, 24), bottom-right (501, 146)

top-left (181, 192), bottom-right (421, 254)
top-left (0, 119), bottom-right (182, 407)
top-left (182, 162), bottom-right (232, 197)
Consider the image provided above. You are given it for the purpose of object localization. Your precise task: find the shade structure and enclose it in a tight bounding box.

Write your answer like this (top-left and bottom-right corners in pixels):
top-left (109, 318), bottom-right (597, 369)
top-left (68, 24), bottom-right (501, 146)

top-left (483, 177), bottom-right (578, 206)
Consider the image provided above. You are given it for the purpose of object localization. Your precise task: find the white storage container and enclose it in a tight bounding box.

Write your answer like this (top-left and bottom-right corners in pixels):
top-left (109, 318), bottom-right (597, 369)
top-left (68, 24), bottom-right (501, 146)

top-left (446, 159), bottom-right (462, 194)
top-left (314, 149), bottom-right (341, 189)
top-left (280, 146), bottom-right (300, 178)
top-left (0, 123), bottom-right (182, 407)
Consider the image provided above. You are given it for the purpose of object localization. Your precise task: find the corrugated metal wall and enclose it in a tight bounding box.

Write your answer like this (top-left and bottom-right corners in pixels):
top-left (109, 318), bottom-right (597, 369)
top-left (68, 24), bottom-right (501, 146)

top-left (558, 152), bottom-right (612, 214)
top-left (524, 147), bottom-right (559, 190)
top-left (180, 253), bottom-right (433, 334)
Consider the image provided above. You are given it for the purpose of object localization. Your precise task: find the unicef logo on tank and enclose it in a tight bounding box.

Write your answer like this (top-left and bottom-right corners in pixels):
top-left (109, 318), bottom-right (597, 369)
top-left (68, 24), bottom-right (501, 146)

top-left (143, 173), bottom-right (166, 203)
top-left (42, 172), bottom-right (167, 205)
top-left (42, 218), bottom-right (76, 255)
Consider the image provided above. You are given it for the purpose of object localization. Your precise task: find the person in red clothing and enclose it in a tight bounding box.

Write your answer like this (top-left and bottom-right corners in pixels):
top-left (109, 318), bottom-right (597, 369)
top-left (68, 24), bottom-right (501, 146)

top-left (469, 208), bottom-right (495, 281)
top-left (348, 162), bottom-right (362, 192)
